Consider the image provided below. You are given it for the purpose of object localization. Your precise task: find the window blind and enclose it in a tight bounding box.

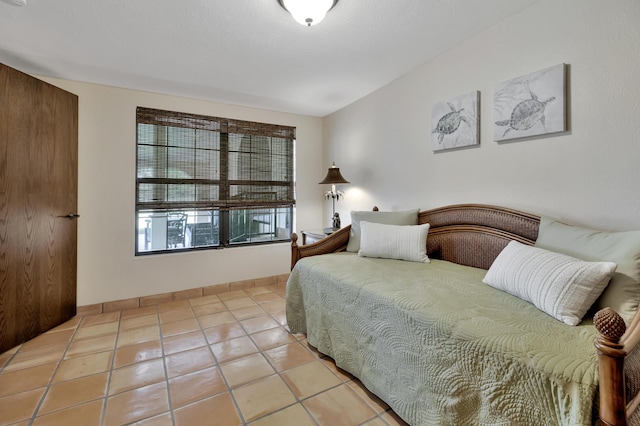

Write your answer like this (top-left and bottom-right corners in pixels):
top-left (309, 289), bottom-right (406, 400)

top-left (135, 107), bottom-right (296, 253)
top-left (136, 107), bottom-right (295, 210)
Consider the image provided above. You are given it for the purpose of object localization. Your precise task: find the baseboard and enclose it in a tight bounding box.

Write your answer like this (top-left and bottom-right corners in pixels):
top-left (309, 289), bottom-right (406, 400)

top-left (75, 273), bottom-right (290, 317)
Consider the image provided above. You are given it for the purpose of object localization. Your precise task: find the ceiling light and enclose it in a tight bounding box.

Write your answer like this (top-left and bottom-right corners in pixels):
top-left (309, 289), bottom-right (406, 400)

top-left (277, 0), bottom-right (339, 27)
top-left (1, 0), bottom-right (26, 6)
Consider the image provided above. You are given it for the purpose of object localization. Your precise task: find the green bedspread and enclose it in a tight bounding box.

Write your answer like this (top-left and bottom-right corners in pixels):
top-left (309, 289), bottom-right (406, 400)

top-left (286, 253), bottom-right (599, 425)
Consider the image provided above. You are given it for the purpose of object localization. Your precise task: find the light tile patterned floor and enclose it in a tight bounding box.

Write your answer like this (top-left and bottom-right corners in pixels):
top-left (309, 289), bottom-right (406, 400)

top-left (0, 283), bottom-right (409, 426)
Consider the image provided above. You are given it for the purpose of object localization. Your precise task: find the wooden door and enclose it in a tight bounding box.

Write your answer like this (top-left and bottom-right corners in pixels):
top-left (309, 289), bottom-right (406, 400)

top-left (0, 63), bottom-right (78, 353)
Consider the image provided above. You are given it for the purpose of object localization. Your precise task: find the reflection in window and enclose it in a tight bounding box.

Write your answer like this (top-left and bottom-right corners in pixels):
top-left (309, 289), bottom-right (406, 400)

top-left (137, 209), bottom-right (220, 253)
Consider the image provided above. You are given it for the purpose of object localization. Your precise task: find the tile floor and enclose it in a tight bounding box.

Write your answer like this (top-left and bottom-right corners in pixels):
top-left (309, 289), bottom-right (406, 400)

top-left (0, 283), bottom-right (409, 426)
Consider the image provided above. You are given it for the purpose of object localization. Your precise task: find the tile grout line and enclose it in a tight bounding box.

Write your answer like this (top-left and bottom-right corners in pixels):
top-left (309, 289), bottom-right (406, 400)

top-left (170, 285), bottom-right (330, 425)
top-left (236, 289), bottom-right (323, 425)
top-left (195, 292), bottom-right (249, 425)
top-left (194, 287), bottom-right (302, 425)
top-left (0, 346), bottom-right (21, 375)
top-left (234, 291), bottom-right (290, 425)
top-left (27, 315), bottom-right (106, 425)
top-left (28, 317), bottom-right (83, 424)
top-left (229, 290), bottom-right (288, 425)
top-left (107, 304), bottom-right (173, 425)
top-left (227, 288), bottom-right (291, 424)
top-left (180, 289), bottom-right (310, 426)
top-left (99, 310), bottom-right (123, 426)
top-left (157, 304), bottom-right (176, 426)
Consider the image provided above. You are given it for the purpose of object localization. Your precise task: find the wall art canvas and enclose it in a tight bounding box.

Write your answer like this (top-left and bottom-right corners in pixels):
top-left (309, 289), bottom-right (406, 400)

top-left (493, 63), bottom-right (566, 142)
top-left (431, 90), bottom-right (479, 152)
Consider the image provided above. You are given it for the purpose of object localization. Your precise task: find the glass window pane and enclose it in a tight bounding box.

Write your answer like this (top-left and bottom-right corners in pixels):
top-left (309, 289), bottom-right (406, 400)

top-left (229, 207), bottom-right (292, 245)
top-left (136, 209), bottom-right (220, 253)
top-left (190, 210), bottom-right (220, 247)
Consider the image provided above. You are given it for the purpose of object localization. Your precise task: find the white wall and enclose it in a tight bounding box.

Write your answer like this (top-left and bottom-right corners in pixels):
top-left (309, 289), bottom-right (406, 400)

top-left (39, 0), bottom-right (640, 305)
top-left (324, 0), bottom-right (640, 231)
top-left (38, 78), bottom-right (324, 305)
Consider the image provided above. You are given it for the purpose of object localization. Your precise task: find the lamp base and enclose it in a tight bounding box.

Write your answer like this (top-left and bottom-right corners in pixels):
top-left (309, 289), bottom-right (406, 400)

top-left (323, 227), bottom-right (338, 235)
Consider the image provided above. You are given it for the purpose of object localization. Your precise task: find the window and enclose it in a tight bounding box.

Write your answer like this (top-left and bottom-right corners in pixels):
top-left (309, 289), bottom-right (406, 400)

top-left (135, 107), bottom-right (295, 255)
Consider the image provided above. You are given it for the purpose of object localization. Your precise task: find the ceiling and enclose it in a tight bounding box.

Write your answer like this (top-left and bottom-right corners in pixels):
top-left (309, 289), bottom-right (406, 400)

top-left (0, 0), bottom-right (538, 117)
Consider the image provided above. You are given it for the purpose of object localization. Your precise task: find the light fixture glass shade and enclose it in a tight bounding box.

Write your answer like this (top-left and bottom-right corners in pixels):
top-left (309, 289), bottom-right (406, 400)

top-left (280, 0), bottom-right (337, 27)
top-left (1, 0), bottom-right (26, 6)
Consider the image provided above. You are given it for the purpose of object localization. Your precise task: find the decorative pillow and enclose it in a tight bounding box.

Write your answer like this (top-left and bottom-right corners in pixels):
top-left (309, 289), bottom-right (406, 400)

top-left (346, 209), bottom-right (419, 253)
top-left (358, 222), bottom-right (430, 263)
top-left (535, 216), bottom-right (640, 324)
top-left (483, 240), bottom-right (617, 326)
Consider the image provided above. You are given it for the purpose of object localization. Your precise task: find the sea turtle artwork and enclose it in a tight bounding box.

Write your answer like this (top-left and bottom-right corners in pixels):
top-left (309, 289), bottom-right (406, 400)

top-left (493, 64), bottom-right (566, 142)
top-left (494, 80), bottom-right (555, 138)
top-left (432, 102), bottom-right (469, 144)
top-left (430, 90), bottom-right (479, 152)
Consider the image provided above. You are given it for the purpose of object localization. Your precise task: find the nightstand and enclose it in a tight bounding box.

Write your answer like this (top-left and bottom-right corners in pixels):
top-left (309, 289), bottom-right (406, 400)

top-left (301, 229), bottom-right (333, 245)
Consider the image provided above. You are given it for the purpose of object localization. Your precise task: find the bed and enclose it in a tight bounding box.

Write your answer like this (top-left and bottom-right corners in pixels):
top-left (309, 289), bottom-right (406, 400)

top-left (286, 204), bottom-right (640, 425)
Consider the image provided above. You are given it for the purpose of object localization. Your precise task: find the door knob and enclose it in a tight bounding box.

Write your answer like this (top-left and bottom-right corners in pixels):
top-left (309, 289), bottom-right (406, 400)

top-left (59, 213), bottom-right (80, 219)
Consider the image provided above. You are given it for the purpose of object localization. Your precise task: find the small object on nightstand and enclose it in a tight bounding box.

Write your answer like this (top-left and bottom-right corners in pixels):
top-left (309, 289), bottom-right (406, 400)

top-left (301, 229), bottom-right (333, 245)
top-left (323, 212), bottom-right (341, 234)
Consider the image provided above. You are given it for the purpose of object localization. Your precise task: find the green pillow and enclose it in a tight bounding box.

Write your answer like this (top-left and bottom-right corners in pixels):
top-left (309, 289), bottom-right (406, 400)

top-left (535, 216), bottom-right (640, 324)
top-left (346, 209), bottom-right (419, 253)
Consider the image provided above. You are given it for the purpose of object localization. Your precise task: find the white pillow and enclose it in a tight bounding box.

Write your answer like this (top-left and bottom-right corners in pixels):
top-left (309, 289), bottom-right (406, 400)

top-left (358, 221), bottom-right (430, 263)
top-left (346, 209), bottom-right (419, 253)
top-left (483, 241), bottom-right (617, 326)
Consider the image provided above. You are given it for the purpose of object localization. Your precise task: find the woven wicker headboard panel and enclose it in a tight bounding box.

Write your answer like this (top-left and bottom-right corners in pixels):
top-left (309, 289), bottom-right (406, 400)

top-left (419, 204), bottom-right (540, 270)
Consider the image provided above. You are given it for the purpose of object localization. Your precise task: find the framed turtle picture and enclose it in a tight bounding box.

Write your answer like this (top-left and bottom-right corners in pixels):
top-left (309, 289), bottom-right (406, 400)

top-left (493, 63), bottom-right (567, 142)
top-left (431, 90), bottom-right (480, 152)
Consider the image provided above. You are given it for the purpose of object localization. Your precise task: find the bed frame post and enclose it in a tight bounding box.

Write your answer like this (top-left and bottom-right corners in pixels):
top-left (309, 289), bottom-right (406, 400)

top-left (291, 233), bottom-right (300, 271)
top-left (594, 307), bottom-right (628, 426)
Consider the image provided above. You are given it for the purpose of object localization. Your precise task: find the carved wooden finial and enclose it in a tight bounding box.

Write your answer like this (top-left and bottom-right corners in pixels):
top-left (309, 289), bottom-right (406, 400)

top-left (594, 307), bottom-right (627, 343)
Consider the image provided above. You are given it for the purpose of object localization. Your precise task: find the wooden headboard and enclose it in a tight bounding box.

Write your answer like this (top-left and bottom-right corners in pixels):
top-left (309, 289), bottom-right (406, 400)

top-left (290, 203), bottom-right (540, 270)
top-left (420, 204), bottom-right (540, 270)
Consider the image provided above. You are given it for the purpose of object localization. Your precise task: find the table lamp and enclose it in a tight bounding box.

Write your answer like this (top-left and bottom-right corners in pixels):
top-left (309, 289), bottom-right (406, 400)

top-left (319, 162), bottom-right (349, 233)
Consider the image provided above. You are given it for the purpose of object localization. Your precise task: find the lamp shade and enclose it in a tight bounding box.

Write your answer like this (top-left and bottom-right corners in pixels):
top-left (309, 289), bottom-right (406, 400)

top-left (319, 162), bottom-right (349, 185)
top-left (278, 0), bottom-right (338, 27)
